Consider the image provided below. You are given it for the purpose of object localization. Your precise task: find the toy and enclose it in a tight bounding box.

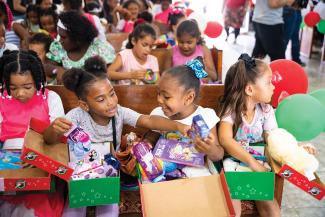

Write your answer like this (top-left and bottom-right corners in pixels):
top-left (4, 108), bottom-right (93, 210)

top-left (64, 125), bottom-right (91, 161)
top-left (267, 128), bottom-right (319, 180)
top-left (189, 114), bottom-right (210, 140)
top-left (144, 69), bottom-right (158, 84)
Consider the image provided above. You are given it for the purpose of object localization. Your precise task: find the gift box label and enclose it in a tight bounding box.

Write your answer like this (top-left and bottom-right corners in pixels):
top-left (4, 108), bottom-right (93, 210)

top-left (225, 172), bottom-right (274, 200)
top-left (278, 164), bottom-right (325, 200)
top-left (69, 176), bottom-right (120, 208)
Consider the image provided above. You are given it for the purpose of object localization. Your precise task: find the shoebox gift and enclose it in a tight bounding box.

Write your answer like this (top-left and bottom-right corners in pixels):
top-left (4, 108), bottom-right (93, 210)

top-left (20, 120), bottom-right (120, 208)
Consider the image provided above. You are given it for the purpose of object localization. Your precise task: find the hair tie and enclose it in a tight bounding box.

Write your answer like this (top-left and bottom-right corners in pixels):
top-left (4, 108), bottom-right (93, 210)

top-left (57, 19), bottom-right (67, 30)
top-left (238, 53), bottom-right (256, 69)
top-left (170, 8), bottom-right (183, 15)
top-left (185, 58), bottom-right (208, 79)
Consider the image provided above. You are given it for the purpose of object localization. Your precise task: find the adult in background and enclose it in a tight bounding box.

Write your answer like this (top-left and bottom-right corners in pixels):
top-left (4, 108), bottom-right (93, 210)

top-left (223, 0), bottom-right (249, 44)
top-left (45, 11), bottom-right (115, 84)
top-left (252, 0), bottom-right (295, 61)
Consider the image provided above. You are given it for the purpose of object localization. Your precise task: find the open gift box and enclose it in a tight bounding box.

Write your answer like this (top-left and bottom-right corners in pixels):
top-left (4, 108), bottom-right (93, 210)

top-left (138, 160), bottom-right (235, 217)
top-left (266, 148), bottom-right (325, 200)
top-left (20, 129), bottom-right (120, 208)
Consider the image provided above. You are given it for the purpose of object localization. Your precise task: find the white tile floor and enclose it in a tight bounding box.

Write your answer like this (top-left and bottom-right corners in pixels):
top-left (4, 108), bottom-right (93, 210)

top-left (206, 31), bottom-right (325, 217)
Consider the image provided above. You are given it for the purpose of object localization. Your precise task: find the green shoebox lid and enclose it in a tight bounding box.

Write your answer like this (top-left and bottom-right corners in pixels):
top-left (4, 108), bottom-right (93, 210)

top-left (69, 176), bottom-right (120, 208)
top-left (225, 171), bottom-right (274, 200)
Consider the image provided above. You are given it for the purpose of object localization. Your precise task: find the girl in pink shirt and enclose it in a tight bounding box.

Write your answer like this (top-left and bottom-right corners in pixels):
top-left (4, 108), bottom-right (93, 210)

top-left (108, 23), bottom-right (159, 85)
top-left (164, 19), bottom-right (217, 81)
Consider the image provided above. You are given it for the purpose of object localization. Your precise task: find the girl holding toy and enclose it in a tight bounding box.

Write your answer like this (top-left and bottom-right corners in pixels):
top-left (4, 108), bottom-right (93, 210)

top-left (0, 50), bottom-right (65, 216)
top-left (44, 56), bottom-right (190, 217)
top-left (164, 19), bottom-right (217, 81)
top-left (218, 53), bottom-right (279, 217)
top-left (151, 57), bottom-right (224, 165)
top-left (108, 23), bottom-right (159, 85)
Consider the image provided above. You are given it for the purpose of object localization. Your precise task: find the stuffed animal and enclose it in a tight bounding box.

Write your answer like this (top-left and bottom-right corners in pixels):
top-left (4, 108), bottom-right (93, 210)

top-left (267, 128), bottom-right (319, 181)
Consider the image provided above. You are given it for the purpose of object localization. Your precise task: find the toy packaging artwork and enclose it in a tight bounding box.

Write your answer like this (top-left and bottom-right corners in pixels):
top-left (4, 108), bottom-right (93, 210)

top-left (153, 138), bottom-right (205, 167)
top-left (189, 114), bottom-right (210, 140)
top-left (0, 150), bottom-right (22, 170)
top-left (64, 124), bottom-right (91, 161)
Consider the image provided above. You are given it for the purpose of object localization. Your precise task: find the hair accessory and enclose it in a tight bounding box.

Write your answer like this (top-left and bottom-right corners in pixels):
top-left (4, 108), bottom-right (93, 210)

top-left (42, 94), bottom-right (47, 99)
top-left (238, 53), bottom-right (256, 69)
top-left (6, 95), bottom-right (12, 100)
top-left (57, 19), bottom-right (67, 30)
top-left (185, 58), bottom-right (208, 79)
top-left (170, 8), bottom-right (183, 15)
top-left (36, 91), bottom-right (40, 96)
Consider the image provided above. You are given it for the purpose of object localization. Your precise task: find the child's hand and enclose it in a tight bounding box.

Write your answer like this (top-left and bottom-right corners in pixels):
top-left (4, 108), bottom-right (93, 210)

top-left (194, 132), bottom-right (216, 154)
top-left (51, 117), bottom-right (72, 135)
top-left (176, 123), bottom-right (191, 136)
top-left (249, 160), bottom-right (268, 172)
top-left (131, 70), bottom-right (147, 80)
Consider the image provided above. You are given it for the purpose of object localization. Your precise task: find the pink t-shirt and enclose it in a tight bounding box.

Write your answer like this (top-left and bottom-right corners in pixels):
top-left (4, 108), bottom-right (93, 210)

top-left (172, 45), bottom-right (204, 66)
top-left (117, 49), bottom-right (159, 85)
top-left (221, 103), bottom-right (277, 144)
top-left (154, 7), bottom-right (173, 24)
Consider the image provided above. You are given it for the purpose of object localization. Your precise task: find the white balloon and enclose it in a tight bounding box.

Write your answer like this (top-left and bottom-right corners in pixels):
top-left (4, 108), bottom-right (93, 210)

top-left (188, 12), bottom-right (207, 33)
top-left (314, 2), bottom-right (325, 20)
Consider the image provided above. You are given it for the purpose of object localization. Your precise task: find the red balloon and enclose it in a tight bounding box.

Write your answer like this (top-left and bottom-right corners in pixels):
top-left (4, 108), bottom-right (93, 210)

top-left (304, 12), bottom-right (321, 27)
top-left (270, 59), bottom-right (308, 108)
top-left (185, 9), bottom-right (193, 17)
top-left (204, 21), bottom-right (223, 38)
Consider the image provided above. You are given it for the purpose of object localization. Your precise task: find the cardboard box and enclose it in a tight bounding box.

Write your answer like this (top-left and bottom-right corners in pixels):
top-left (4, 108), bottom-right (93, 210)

top-left (225, 172), bottom-right (274, 200)
top-left (139, 160), bottom-right (235, 217)
top-left (0, 168), bottom-right (52, 193)
top-left (21, 130), bottom-right (120, 208)
top-left (265, 147), bottom-right (325, 201)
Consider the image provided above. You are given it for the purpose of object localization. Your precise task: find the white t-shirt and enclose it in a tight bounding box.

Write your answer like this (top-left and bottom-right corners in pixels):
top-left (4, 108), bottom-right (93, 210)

top-left (93, 14), bottom-right (107, 42)
top-left (151, 106), bottom-right (219, 130)
top-left (65, 105), bottom-right (141, 162)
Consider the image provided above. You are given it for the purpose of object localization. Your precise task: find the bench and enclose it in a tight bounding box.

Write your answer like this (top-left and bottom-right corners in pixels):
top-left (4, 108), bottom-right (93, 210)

top-left (47, 84), bottom-right (282, 217)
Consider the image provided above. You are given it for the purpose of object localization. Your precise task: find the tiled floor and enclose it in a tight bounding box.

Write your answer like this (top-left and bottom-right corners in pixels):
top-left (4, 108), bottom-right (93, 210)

top-left (205, 32), bottom-right (325, 216)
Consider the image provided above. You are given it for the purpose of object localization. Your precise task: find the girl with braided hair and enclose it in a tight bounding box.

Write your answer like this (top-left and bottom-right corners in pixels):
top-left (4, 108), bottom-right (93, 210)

top-left (0, 50), bottom-right (65, 216)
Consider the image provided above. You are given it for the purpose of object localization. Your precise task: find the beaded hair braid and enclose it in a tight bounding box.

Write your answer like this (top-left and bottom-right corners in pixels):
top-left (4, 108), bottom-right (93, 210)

top-left (0, 50), bottom-right (46, 98)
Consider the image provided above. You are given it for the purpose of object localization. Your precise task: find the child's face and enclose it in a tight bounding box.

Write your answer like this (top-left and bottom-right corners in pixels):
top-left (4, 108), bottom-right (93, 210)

top-left (157, 73), bottom-right (192, 119)
top-left (127, 3), bottom-right (139, 20)
top-left (9, 72), bottom-right (36, 103)
top-left (161, 0), bottom-right (170, 11)
top-left (40, 0), bottom-right (53, 9)
top-left (27, 11), bottom-right (39, 25)
top-left (177, 33), bottom-right (198, 57)
top-left (40, 15), bottom-right (56, 33)
top-left (83, 79), bottom-right (118, 123)
top-left (132, 35), bottom-right (155, 62)
top-left (249, 65), bottom-right (275, 104)
top-left (29, 43), bottom-right (46, 62)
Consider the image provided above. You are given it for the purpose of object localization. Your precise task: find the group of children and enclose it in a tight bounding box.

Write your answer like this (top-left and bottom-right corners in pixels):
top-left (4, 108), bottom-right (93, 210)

top-left (0, 45), bottom-right (286, 217)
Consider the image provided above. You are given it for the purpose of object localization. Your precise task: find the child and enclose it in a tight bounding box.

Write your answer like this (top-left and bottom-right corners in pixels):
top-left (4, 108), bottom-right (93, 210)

top-left (0, 20), bottom-right (18, 57)
top-left (156, 8), bottom-right (185, 48)
top-left (0, 50), bottom-right (65, 216)
top-left (164, 19), bottom-right (217, 81)
top-left (44, 56), bottom-right (189, 217)
top-left (108, 23), bottom-right (159, 85)
top-left (28, 33), bottom-right (54, 83)
top-left (39, 8), bottom-right (58, 39)
top-left (0, 1), bottom-right (20, 47)
top-left (154, 0), bottom-right (172, 24)
top-left (218, 53), bottom-right (279, 217)
top-left (151, 57), bottom-right (224, 165)
top-left (116, 0), bottom-right (140, 33)
top-left (23, 4), bottom-right (41, 33)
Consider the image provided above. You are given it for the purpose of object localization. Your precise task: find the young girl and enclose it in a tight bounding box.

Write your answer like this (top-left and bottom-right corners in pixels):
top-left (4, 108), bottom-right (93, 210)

top-left (164, 19), bottom-right (217, 81)
top-left (108, 23), bottom-right (159, 85)
top-left (218, 53), bottom-right (279, 217)
top-left (116, 0), bottom-right (140, 33)
top-left (151, 57), bottom-right (224, 164)
top-left (154, 0), bottom-right (172, 24)
top-left (24, 4), bottom-right (41, 33)
top-left (156, 8), bottom-right (185, 48)
top-left (0, 1), bottom-right (20, 47)
top-left (0, 21), bottom-right (18, 57)
top-left (0, 50), bottom-right (65, 216)
top-left (44, 56), bottom-right (189, 217)
top-left (39, 8), bottom-right (58, 39)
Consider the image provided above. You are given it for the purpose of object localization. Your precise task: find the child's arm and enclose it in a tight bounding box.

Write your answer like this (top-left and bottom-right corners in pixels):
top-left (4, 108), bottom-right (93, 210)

top-left (218, 121), bottom-right (268, 172)
top-left (194, 126), bottom-right (224, 161)
top-left (202, 46), bottom-right (217, 81)
top-left (43, 117), bottom-right (73, 144)
top-left (163, 48), bottom-right (172, 70)
top-left (12, 23), bottom-right (29, 49)
top-left (136, 115), bottom-right (190, 135)
top-left (107, 54), bottom-right (147, 80)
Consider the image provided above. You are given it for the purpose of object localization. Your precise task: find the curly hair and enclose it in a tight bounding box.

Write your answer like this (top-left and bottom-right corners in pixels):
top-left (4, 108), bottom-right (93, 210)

top-left (59, 11), bottom-right (98, 46)
top-left (0, 50), bottom-right (46, 97)
top-left (29, 33), bottom-right (53, 52)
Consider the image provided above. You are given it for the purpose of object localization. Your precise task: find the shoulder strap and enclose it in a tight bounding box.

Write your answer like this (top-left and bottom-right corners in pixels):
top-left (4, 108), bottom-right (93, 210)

top-left (112, 116), bottom-right (117, 150)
